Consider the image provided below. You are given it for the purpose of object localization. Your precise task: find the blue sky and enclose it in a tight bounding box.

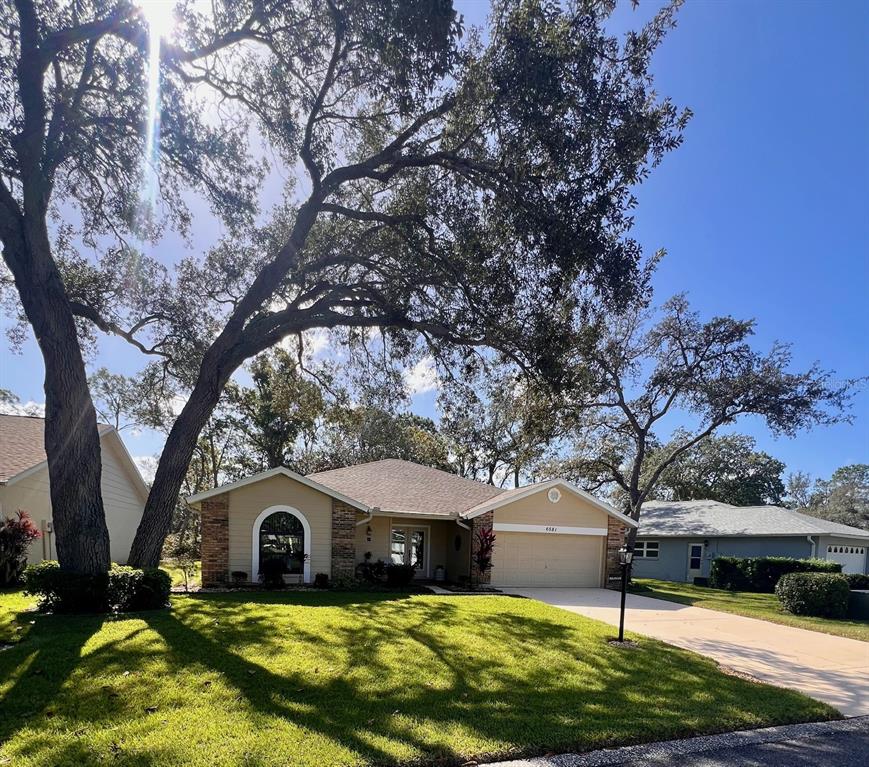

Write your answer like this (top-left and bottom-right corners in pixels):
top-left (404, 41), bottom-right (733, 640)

top-left (1, 0), bottom-right (867, 482)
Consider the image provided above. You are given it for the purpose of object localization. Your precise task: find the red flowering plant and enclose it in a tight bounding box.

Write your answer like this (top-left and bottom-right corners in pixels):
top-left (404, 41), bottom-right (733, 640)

top-left (472, 527), bottom-right (496, 586)
top-left (0, 510), bottom-right (41, 586)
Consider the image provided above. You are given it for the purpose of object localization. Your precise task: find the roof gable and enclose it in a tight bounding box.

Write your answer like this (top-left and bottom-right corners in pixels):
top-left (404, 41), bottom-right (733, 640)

top-left (186, 466), bottom-right (369, 511)
top-left (461, 478), bottom-right (638, 528)
top-left (0, 416), bottom-right (146, 499)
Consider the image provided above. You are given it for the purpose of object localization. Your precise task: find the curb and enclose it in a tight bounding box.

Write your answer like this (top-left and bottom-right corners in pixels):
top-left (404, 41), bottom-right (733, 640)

top-left (485, 716), bottom-right (869, 767)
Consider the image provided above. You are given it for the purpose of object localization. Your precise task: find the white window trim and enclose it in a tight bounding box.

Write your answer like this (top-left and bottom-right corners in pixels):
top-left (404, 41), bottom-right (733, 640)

top-left (389, 521), bottom-right (431, 578)
top-left (634, 540), bottom-right (659, 560)
top-left (251, 505), bottom-right (312, 584)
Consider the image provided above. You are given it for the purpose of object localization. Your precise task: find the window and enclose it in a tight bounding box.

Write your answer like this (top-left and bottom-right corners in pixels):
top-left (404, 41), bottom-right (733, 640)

top-left (259, 511), bottom-right (305, 575)
top-left (689, 544), bottom-right (703, 570)
top-left (634, 540), bottom-right (659, 560)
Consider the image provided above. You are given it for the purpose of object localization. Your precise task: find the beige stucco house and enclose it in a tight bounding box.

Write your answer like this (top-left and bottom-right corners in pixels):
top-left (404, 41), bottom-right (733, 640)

top-left (0, 414), bottom-right (148, 564)
top-left (188, 458), bottom-right (635, 588)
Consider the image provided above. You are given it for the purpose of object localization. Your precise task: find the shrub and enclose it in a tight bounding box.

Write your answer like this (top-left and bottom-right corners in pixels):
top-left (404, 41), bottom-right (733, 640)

top-left (845, 573), bottom-right (869, 591)
top-left (708, 557), bottom-right (753, 591)
top-left (710, 556), bottom-right (842, 593)
top-left (0, 510), bottom-right (41, 586)
top-left (775, 572), bottom-right (850, 618)
top-left (357, 554), bottom-right (386, 583)
top-left (260, 557), bottom-right (286, 588)
top-left (231, 570), bottom-right (248, 583)
top-left (384, 563), bottom-right (416, 587)
top-left (472, 526), bottom-right (496, 583)
top-left (313, 572), bottom-right (330, 589)
top-left (24, 562), bottom-right (170, 613)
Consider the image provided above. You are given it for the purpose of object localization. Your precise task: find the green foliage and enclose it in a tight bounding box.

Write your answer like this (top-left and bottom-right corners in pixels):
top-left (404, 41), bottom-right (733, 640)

top-left (357, 556), bottom-right (387, 584)
top-left (384, 563), bottom-right (416, 587)
top-left (775, 573), bottom-right (850, 618)
top-left (317, 405), bottom-right (452, 472)
top-left (844, 573), bottom-right (869, 590)
top-left (226, 349), bottom-right (327, 474)
top-left (794, 464), bottom-right (869, 531)
top-left (0, 511), bottom-right (41, 586)
top-left (553, 295), bottom-right (855, 522)
top-left (259, 558), bottom-right (287, 589)
top-left (439, 361), bottom-right (561, 486)
top-left (709, 556), bottom-right (842, 593)
top-left (649, 433), bottom-right (785, 506)
top-left (24, 562), bottom-right (170, 613)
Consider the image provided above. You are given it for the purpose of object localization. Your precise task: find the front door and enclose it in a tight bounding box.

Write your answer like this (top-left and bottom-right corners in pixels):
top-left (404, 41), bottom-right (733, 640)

top-left (687, 542), bottom-right (705, 581)
top-left (390, 526), bottom-right (428, 578)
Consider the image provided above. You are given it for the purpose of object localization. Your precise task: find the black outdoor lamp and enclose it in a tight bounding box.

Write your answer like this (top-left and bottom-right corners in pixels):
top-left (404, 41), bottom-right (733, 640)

top-left (617, 545), bottom-right (634, 642)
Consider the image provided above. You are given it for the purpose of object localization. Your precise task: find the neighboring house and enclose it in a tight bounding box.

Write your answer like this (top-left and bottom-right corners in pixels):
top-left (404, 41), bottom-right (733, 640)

top-left (188, 458), bottom-right (636, 588)
top-left (632, 499), bottom-right (869, 582)
top-left (0, 414), bottom-right (148, 565)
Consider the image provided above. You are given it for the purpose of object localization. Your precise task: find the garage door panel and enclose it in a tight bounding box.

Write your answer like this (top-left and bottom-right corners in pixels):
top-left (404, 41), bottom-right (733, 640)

top-left (491, 531), bottom-right (602, 587)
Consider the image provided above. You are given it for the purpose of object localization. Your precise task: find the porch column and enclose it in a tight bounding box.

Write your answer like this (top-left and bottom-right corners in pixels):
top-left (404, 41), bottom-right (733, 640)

top-left (470, 511), bottom-right (494, 585)
top-left (605, 516), bottom-right (627, 590)
top-left (331, 501), bottom-right (357, 581)
top-left (200, 493), bottom-right (229, 586)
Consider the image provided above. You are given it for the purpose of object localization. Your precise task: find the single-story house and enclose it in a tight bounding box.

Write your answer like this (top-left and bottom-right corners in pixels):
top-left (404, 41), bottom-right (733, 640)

top-left (188, 458), bottom-right (636, 588)
top-left (633, 499), bottom-right (869, 582)
top-left (0, 414), bottom-right (148, 564)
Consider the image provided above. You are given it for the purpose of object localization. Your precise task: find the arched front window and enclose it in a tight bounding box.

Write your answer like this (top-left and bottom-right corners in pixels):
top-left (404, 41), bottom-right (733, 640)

top-left (259, 511), bottom-right (305, 575)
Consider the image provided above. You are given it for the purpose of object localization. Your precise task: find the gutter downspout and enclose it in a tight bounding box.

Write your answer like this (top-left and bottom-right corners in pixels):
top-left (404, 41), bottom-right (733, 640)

top-left (807, 535), bottom-right (817, 558)
top-left (355, 507), bottom-right (379, 527)
top-left (455, 518), bottom-right (471, 531)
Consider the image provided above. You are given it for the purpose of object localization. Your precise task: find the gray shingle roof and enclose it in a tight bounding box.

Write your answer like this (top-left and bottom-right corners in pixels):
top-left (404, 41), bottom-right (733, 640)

top-left (308, 459), bottom-right (504, 517)
top-left (638, 499), bottom-right (869, 539)
top-left (0, 414), bottom-right (111, 483)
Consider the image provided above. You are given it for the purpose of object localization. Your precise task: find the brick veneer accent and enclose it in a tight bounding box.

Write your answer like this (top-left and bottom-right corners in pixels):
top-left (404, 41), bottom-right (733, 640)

top-left (200, 493), bottom-right (229, 586)
top-left (470, 511), bottom-right (494, 585)
top-left (331, 501), bottom-right (357, 581)
top-left (605, 515), bottom-right (628, 590)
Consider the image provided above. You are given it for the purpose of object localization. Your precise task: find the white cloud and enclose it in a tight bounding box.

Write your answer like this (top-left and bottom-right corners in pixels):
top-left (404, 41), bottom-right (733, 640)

top-left (168, 394), bottom-right (188, 416)
top-left (133, 455), bottom-right (159, 484)
top-left (403, 356), bottom-right (439, 397)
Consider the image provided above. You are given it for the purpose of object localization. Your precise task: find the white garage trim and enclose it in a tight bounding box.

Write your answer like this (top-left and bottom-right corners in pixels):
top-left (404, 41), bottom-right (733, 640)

top-left (462, 478), bottom-right (637, 528)
top-left (493, 523), bottom-right (608, 536)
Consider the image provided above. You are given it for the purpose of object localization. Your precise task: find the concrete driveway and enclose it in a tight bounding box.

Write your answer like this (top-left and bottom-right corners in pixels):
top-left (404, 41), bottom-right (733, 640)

top-left (510, 588), bottom-right (869, 717)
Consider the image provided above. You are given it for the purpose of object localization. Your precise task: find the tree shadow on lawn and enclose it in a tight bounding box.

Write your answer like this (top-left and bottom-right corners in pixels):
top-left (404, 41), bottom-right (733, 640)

top-left (0, 592), bottom-right (837, 767)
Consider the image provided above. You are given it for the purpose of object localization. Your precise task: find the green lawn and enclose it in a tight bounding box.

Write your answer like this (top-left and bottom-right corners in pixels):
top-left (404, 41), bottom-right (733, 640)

top-left (0, 589), bottom-right (836, 767)
top-left (632, 579), bottom-right (869, 642)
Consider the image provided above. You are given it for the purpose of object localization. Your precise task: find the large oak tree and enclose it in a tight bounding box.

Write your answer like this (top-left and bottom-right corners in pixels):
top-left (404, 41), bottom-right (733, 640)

top-left (1, 0), bottom-right (689, 570)
top-left (552, 294), bottom-right (855, 548)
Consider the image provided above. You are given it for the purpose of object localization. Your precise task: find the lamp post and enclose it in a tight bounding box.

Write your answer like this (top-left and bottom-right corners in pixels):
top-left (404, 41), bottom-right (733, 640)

top-left (618, 545), bottom-right (633, 642)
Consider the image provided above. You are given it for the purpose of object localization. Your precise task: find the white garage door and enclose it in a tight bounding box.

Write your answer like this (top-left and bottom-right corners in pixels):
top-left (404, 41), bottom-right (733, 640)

top-left (491, 532), bottom-right (603, 587)
top-left (826, 544), bottom-right (867, 574)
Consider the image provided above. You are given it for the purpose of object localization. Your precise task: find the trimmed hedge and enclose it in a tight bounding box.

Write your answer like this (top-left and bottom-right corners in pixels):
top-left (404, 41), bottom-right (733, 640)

top-left (845, 573), bottom-right (869, 591)
top-left (775, 572), bottom-right (850, 618)
top-left (24, 561), bottom-right (171, 613)
top-left (709, 556), bottom-right (842, 593)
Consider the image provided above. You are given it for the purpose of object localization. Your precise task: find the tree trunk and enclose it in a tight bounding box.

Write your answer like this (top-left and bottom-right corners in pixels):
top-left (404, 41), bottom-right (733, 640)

top-left (2, 236), bottom-right (110, 574)
top-left (127, 361), bottom-right (233, 567)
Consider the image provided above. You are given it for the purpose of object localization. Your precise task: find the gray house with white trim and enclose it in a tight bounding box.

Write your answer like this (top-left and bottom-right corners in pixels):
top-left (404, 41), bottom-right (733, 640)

top-left (632, 499), bottom-right (869, 583)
